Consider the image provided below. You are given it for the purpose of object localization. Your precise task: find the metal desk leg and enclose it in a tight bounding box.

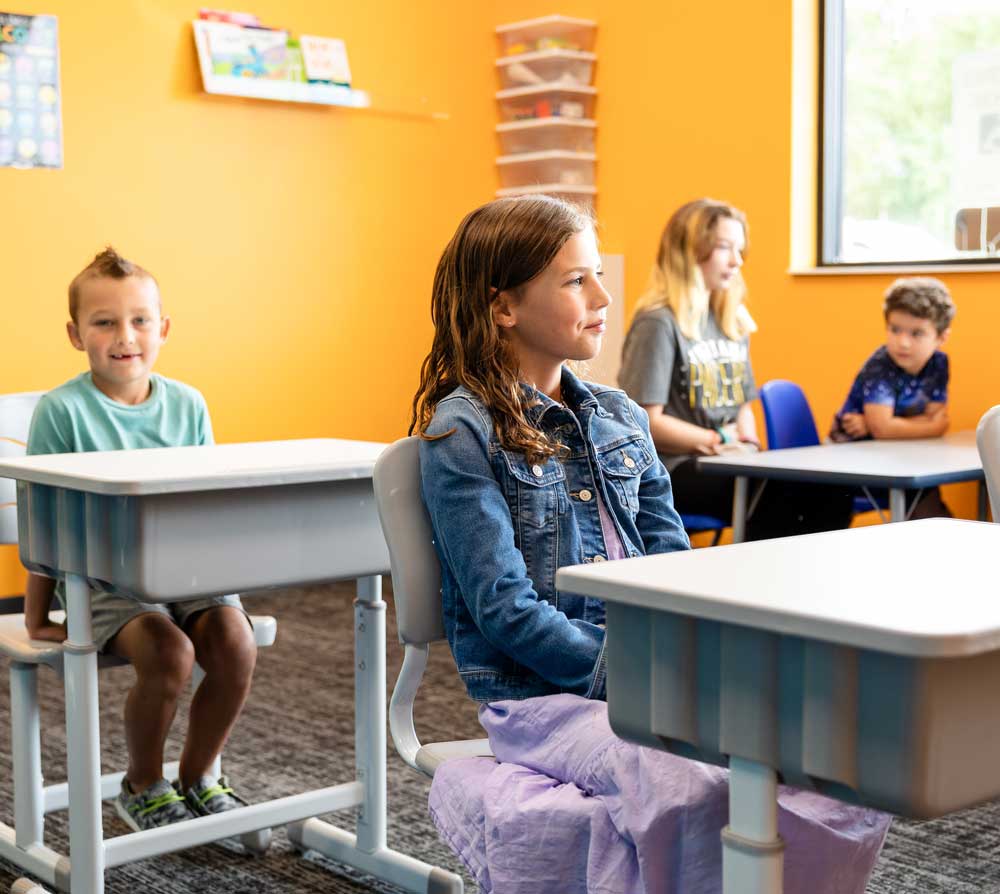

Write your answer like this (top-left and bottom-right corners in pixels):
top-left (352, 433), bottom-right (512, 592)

top-left (354, 574), bottom-right (387, 854)
top-left (287, 575), bottom-right (463, 893)
top-left (889, 488), bottom-right (907, 523)
top-left (722, 757), bottom-right (783, 894)
top-left (64, 572), bottom-right (104, 893)
top-left (731, 476), bottom-right (749, 543)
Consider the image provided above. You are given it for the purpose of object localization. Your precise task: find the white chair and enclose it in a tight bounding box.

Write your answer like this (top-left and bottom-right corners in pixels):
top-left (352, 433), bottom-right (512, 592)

top-left (977, 405), bottom-right (1000, 522)
top-left (373, 436), bottom-right (492, 776)
top-left (0, 391), bottom-right (278, 890)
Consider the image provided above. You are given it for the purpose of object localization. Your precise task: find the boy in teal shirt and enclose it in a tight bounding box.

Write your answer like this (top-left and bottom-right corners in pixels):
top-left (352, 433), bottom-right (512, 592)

top-left (25, 248), bottom-right (259, 832)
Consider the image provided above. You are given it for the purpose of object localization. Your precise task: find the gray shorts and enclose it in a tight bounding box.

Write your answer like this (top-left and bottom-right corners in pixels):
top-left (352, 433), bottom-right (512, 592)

top-left (81, 589), bottom-right (248, 654)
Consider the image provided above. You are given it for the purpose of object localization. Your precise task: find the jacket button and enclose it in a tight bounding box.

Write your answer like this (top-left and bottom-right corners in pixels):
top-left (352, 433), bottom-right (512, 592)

top-left (623, 456), bottom-right (636, 469)
top-left (531, 464), bottom-right (544, 477)
top-left (592, 555), bottom-right (606, 562)
top-left (578, 489), bottom-right (592, 502)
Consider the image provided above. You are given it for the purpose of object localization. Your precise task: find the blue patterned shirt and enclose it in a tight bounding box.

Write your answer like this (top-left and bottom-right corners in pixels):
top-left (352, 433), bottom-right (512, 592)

top-left (830, 346), bottom-right (948, 441)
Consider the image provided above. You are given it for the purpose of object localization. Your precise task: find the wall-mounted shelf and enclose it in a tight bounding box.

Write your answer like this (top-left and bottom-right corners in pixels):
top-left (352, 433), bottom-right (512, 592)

top-left (496, 183), bottom-right (597, 198)
top-left (494, 16), bottom-right (597, 208)
top-left (193, 20), bottom-right (369, 107)
top-left (192, 20), bottom-right (446, 119)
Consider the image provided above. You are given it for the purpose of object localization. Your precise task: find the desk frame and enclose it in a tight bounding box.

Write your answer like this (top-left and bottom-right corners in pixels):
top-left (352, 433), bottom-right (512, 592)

top-left (0, 440), bottom-right (461, 894)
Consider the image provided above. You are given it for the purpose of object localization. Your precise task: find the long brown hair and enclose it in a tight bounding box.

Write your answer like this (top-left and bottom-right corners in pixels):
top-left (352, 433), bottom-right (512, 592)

top-left (634, 198), bottom-right (755, 340)
top-left (410, 195), bottom-right (592, 463)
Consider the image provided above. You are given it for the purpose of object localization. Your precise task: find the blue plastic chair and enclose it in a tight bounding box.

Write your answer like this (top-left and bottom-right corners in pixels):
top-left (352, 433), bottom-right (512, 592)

top-left (759, 379), bottom-right (887, 517)
top-left (679, 513), bottom-right (726, 546)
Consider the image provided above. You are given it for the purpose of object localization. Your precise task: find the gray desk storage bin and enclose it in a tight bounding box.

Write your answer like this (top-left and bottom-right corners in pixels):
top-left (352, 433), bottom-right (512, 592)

top-left (607, 602), bottom-right (1000, 818)
top-left (17, 472), bottom-right (388, 602)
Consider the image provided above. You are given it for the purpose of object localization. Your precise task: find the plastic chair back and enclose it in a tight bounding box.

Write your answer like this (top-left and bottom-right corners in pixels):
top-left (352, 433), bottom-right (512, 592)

top-left (977, 405), bottom-right (1000, 522)
top-left (373, 436), bottom-right (493, 775)
top-left (0, 392), bottom-right (44, 547)
top-left (372, 437), bottom-right (445, 647)
top-left (760, 380), bottom-right (820, 450)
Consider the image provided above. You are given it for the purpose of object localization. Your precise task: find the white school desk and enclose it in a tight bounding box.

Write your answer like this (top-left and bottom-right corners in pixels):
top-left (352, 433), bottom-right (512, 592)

top-left (557, 518), bottom-right (1000, 894)
top-left (0, 439), bottom-right (462, 894)
top-left (698, 430), bottom-right (986, 542)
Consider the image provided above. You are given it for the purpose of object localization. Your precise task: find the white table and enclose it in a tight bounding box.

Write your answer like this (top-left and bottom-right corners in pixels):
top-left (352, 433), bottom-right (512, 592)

top-left (557, 519), bottom-right (1000, 894)
top-left (0, 439), bottom-right (462, 894)
top-left (698, 431), bottom-right (986, 542)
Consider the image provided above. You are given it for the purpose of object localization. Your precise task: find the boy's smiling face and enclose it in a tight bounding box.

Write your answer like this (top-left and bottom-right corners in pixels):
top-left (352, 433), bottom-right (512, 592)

top-left (885, 309), bottom-right (948, 376)
top-left (67, 274), bottom-right (170, 404)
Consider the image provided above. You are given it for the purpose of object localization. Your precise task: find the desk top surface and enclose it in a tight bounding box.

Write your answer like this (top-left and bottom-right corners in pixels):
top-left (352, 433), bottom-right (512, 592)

top-left (0, 439), bottom-right (387, 495)
top-left (698, 430), bottom-right (982, 487)
top-left (557, 518), bottom-right (1000, 657)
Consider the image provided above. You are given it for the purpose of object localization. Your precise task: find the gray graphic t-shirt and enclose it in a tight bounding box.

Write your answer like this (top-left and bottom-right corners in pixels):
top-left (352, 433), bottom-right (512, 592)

top-left (618, 307), bottom-right (756, 470)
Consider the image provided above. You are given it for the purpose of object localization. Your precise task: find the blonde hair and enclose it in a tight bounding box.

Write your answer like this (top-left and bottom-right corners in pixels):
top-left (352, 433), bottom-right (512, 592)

top-left (410, 195), bottom-right (593, 464)
top-left (634, 198), bottom-right (755, 340)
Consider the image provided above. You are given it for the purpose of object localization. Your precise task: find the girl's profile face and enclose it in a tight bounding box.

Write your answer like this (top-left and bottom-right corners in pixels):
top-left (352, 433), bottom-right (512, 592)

top-left (498, 226), bottom-right (611, 373)
top-left (698, 216), bottom-right (745, 292)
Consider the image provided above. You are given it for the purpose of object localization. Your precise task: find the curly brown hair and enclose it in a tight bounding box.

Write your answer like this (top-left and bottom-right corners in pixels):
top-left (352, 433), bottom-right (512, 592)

top-left (883, 277), bottom-right (955, 334)
top-left (410, 195), bottom-right (593, 464)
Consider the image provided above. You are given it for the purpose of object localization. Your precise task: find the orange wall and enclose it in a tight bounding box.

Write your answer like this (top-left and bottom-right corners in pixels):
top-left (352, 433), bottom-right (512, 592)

top-left (3, 3), bottom-right (995, 592)
top-left (491, 0), bottom-right (996, 520)
top-left (0, 1), bottom-right (496, 593)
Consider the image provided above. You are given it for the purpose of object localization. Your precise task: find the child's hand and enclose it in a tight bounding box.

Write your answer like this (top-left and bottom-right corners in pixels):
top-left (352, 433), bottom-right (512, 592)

top-left (28, 620), bottom-right (66, 643)
top-left (840, 412), bottom-right (869, 438)
top-left (926, 406), bottom-right (949, 435)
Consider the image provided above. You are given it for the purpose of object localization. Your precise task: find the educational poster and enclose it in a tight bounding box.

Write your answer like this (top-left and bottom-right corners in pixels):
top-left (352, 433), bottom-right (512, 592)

top-left (0, 12), bottom-right (61, 170)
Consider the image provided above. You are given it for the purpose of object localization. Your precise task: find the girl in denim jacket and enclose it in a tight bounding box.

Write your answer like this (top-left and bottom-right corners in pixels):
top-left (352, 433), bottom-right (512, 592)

top-left (411, 195), bottom-right (690, 704)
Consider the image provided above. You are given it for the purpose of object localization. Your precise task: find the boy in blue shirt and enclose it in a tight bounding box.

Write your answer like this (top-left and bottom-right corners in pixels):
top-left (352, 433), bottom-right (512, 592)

top-left (24, 248), bottom-right (259, 831)
top-left (830, 276), bottom-right (955, 517)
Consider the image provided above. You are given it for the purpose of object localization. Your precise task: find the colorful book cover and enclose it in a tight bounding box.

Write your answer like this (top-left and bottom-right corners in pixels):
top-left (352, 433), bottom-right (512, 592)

top-left (202, 21), bottom-right (292, 79)
top-left (300, 34), bottom-right (351, 86)
top-left (0, 11), bottom-right (61, 170)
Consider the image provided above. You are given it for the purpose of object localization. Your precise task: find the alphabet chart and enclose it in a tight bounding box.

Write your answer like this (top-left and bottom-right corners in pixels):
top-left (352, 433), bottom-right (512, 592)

top-left (0, 12), bottom-right (61, 170)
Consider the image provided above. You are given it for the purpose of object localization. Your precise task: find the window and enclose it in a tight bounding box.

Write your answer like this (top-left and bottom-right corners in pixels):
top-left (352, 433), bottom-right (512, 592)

top-left (821, 0), bottom-right (1000, 265)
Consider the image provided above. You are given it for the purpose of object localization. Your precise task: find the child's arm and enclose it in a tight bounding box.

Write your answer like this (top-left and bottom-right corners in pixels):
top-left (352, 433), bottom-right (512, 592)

top-left (862, 401), bottom-right (949, 439)
top-left (734, 402), bottom-right (760, 447)
top-left (24, 573), bottom-right (65, 642)
top-left (631, 407), bottom-right (692, 556)
top-left (644, 404), bottom-right (722, 455)
top-left (420, 413), bottom-right (606, 699)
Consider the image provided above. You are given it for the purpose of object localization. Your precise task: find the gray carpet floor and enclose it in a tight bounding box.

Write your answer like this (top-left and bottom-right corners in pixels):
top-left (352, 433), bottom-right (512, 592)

top-left (0, 582), bottom-right (996, 893)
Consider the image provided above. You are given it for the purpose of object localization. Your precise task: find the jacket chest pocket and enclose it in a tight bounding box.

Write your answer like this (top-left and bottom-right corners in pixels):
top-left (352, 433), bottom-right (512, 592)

top-left (596, 437), bottom-right (653, 516)
top-left (499, 451), bottom-right (567, 530)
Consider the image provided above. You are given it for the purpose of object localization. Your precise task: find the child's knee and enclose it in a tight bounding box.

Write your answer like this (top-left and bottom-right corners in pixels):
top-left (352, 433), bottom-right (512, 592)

top-left (126, 616), bottom-right (196, 691)
top-left (194, 609), bottom-right (257, 677)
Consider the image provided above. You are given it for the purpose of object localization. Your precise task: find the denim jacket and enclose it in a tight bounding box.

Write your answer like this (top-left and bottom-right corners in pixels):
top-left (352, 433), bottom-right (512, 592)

top-left (420, 367), bottom-right (690, 703)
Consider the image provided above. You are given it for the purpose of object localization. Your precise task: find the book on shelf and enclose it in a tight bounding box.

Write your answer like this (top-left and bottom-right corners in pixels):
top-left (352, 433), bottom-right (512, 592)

top-left (299, 34), bottom-right (352, 86)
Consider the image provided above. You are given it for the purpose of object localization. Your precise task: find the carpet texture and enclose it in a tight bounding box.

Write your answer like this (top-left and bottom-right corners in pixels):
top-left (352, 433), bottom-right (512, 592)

top-left (0, 582), bottom-right (995, 893)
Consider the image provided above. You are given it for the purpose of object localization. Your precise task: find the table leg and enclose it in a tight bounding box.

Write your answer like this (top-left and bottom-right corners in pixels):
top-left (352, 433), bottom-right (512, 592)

top-left (722, 757), bottom-right (783, 894)
top-left (731, 477), bottom-right (749, 544)
top-left (287, 574), bottom-right (464, 893)
top-left (355, 574), bottom-right (387, 853)
top-left (889, 488), bottom-right (906, 523)
top-left (63, 572), bottom-right (104, 893)
top-left (978, 480), bottom-right (989, 522)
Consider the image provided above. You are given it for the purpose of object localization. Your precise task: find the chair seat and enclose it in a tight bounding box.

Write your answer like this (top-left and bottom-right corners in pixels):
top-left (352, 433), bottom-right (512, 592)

top-left (415, 738), bottom-right (494, 776)
top-left (679, 513), bottom-right (727, 533)
top-left (0, 611), bottom-right (277, 668)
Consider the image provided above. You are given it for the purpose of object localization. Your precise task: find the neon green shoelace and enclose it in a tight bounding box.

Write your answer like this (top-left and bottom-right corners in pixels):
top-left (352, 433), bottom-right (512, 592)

top-left (194, 783), bottom-right (234, 807)
top-left (137, 789), bottom-right (185, 817)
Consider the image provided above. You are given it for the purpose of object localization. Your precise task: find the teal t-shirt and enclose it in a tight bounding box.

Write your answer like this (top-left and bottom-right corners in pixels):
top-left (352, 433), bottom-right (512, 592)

top-left (26, 372), bottom-right (213, 605)
top-left (27, 372), bottom-right (213, 455)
